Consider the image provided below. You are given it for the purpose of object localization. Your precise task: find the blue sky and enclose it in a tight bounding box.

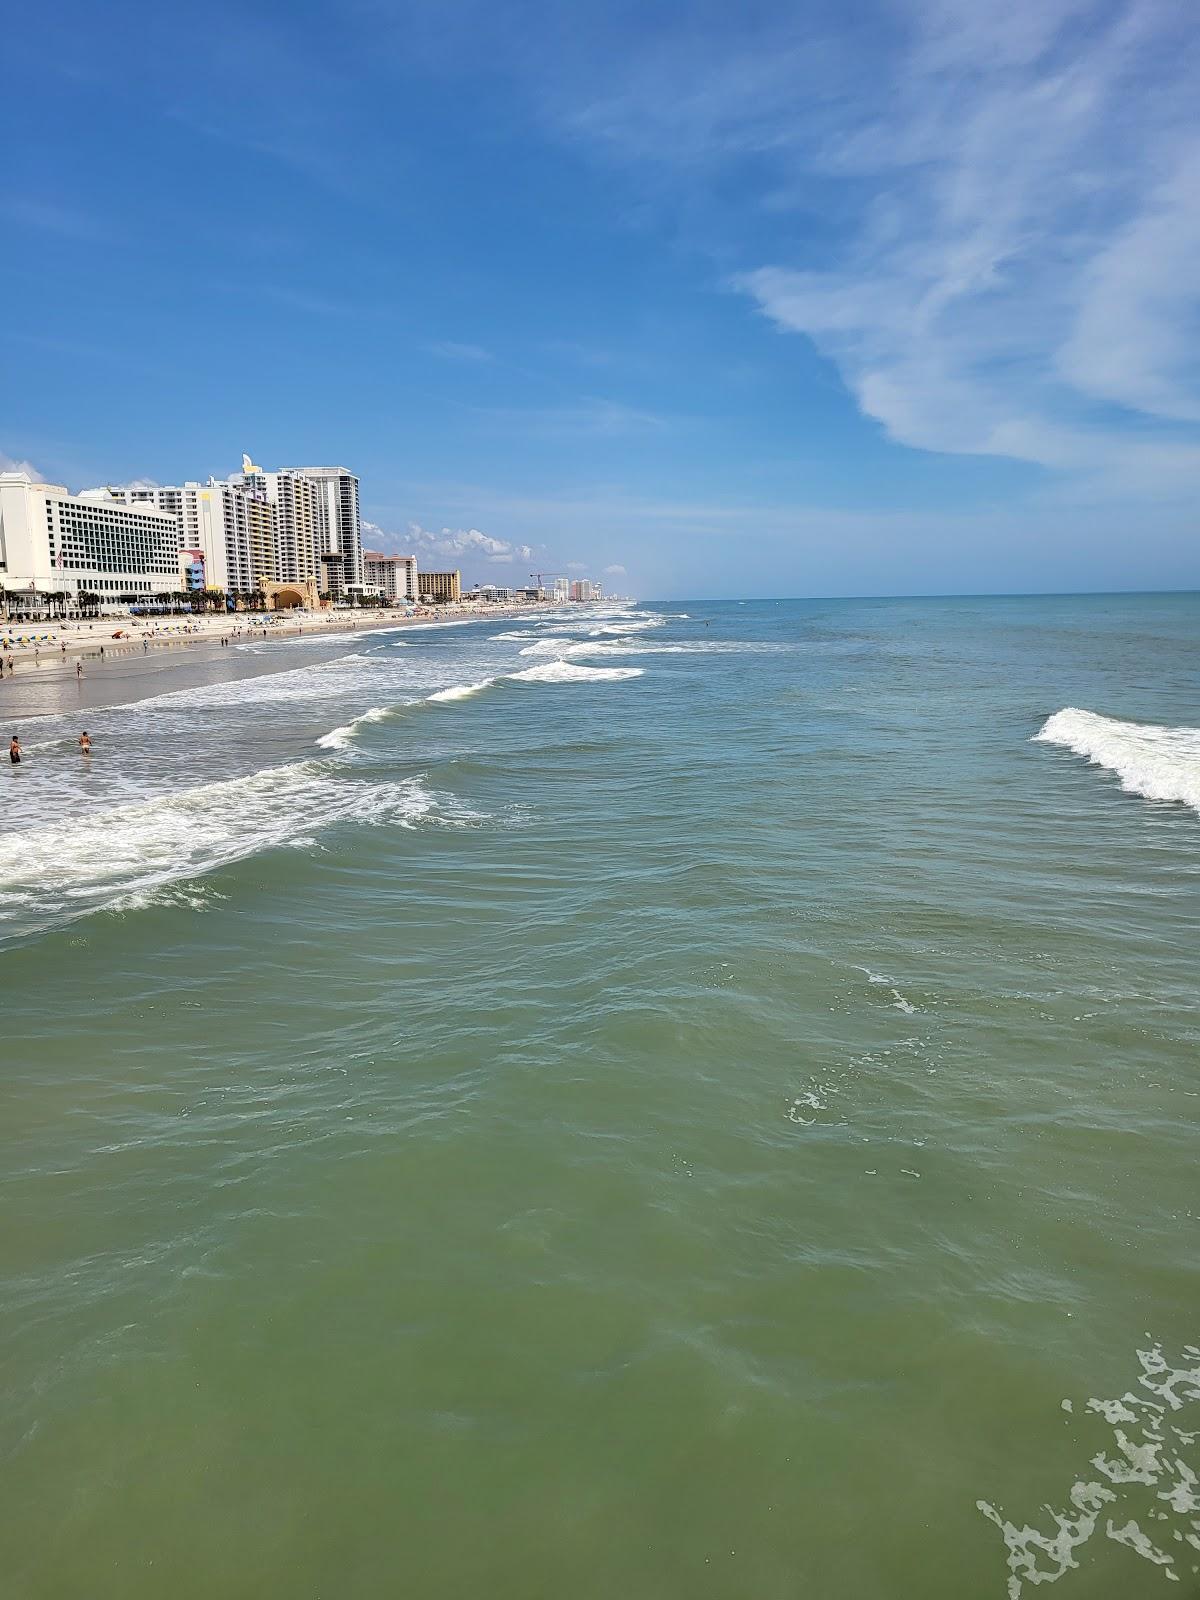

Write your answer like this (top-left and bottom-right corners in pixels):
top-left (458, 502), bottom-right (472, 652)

top-left (3, 0), bottom-right (1197, 598)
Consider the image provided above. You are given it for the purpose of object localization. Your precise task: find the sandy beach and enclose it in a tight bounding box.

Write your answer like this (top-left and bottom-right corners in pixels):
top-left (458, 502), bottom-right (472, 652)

top-left (0, 602), bottom-right (534, 681)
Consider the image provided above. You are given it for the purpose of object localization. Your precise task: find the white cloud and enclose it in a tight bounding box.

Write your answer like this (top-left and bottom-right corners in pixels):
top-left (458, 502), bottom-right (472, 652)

top-left (603, 563), bottom-right (626, 576)
top-left (565, 561), bottom-right (587, 572)
top-left (469, 397), bottom-right (668, 437)
top-left (1058, 147), bottom-right (1200, 425)
top-left (555, 0), bottom-right (1200, 500)
top-left (362, 517), bottom-right (535, 568)
top-left (426, 340), bottom-right (493, 362)
top-left (729, 2), bottom-right (1200, 496)
top-left (0, 198), bottom-right (102, 240)
top-left (0, 451), bottom-right (44, 479)
top-left (361, 476), bottom-right (1194, 595)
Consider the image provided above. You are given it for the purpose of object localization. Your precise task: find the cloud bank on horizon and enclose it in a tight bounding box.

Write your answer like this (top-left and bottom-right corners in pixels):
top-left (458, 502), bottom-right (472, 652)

top-left (362, 520), bottom-right (535, 571)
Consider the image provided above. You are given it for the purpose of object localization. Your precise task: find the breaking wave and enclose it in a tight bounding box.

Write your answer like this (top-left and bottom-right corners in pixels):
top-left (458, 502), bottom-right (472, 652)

top-left (0, 762), bottom-right (451, 940)
top-left (427, 679), bottom-right (496, 702)
top-left (316, 706), bottom-right (392, 750)
top-left (1035, 708), bottom-right (1200, 814)
top-left (510, 661), bottom-right (644, 684)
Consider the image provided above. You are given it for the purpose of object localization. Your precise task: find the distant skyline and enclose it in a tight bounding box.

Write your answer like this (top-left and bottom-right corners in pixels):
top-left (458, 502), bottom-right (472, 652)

top-left (3, 0), bottom-right (1198, 599)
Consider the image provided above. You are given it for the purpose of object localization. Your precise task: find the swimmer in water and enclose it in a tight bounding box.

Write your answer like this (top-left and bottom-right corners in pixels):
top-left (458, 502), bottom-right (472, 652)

top-left (78, 731), bottom-right (91, 755)
top-left (9, 735), bottom-right (21, 764)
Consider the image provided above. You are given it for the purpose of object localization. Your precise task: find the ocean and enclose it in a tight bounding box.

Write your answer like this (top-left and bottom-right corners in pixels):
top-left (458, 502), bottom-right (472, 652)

top-left (1, 593), bottom-right (1197, 1598)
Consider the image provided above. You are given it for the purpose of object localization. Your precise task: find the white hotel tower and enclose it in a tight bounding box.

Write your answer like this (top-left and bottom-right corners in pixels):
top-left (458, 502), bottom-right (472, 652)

top-left (102, 481), bottom-right (255, 595)
top-left (0, 471), bottom-right (180, 611)
top-left (230, 457), bottom-right (319, 587)
top-left (231, 457), bottom-right (362, 599)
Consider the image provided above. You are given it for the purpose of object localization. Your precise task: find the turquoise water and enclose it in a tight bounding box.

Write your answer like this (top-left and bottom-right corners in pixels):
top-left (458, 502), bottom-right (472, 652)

top-left (2, 594), bottom-right (1198, 1598)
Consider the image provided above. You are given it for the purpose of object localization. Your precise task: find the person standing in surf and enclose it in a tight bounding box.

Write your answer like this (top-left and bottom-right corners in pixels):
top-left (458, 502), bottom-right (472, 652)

top-left (78, 732), bottom-right (91, 755)
top-left (9, 735), bottom-right (21, 764)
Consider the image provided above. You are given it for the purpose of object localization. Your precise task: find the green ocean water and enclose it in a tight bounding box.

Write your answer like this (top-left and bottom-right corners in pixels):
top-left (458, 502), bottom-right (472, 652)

top-left (2, 594), bottom-right (1198, 1598)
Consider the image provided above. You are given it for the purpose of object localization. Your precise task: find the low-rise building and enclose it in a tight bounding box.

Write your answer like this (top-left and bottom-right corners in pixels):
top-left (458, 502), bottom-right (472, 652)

top-left (180, 548), bottom-right (207, 592)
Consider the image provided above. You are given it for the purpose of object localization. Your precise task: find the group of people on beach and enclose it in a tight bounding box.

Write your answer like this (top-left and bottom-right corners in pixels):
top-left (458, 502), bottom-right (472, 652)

top-left (9, 732), bottom-right (89, 765)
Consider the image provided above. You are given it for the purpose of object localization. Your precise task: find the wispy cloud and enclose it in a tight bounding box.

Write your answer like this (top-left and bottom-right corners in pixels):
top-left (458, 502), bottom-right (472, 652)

top-left (603, 563), bottom-right (627, 576)
top-left (0, 197), bottom-right (102, 240)
top-left (254, 285), bottom-right (367, 318)
top-left (552, 0), bottom-right (1200, 500)
top-left (468, 397), bottom-right (670, 437)
top-left (426, 340), bottom-right (493, 362)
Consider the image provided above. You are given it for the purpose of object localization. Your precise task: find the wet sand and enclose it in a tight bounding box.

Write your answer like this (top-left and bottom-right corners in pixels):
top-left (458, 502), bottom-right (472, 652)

top-left (0, 607), bottom-right (528, 719)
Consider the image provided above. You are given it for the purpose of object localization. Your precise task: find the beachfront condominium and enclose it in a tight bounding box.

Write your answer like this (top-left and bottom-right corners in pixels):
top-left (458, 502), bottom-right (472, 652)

top-left (569, 580), bottom-right (600, 602)
top-left (100, 480), bottom-right (259, 596)
top-left (181, 483), bottom-right (254, 594)
top-left (301, 467), bottom-right (363, 595)
top-left (0, 471), bottom-right (181, 612)
top-left (418, 569), bottom-right (462, 604)
top-left (232, 458), bottom-right (319, 588)
top-left (111, 484), bottom-right (184, 527)
top-left (244, 492), bottom-right (279, 589)
top-left (363, 550), bottom-right (417, 603)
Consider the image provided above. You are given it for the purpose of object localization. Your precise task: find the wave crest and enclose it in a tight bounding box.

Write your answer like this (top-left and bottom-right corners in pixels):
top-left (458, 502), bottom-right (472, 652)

top-left (1035, 708), bottom-right (1200, 813)
top-left (427, 679), bottom-right (495, 702)
top-left (0, 763), bottom-right (448, 939)
top-left (510, 661), bottom-right (644, 684)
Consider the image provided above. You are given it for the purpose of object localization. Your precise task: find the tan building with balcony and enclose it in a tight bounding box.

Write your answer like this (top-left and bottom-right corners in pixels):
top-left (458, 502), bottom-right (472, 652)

top-left (418, 569), bottom-right (461, 604)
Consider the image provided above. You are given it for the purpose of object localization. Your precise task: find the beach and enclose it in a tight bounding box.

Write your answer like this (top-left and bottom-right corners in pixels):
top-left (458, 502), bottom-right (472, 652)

top-left (0, 601), bottom-right (534, 681)
top-left (1, 593), bottom-right (1197, 1599)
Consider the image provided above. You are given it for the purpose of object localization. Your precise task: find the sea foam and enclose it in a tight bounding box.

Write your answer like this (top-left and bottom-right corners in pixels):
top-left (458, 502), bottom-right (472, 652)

top-left (509, 660), bottom-right (644, 684)
top-left (1035, 708), bottom-right (1200, 814)
top-left (317, 706), bottom-right (392, 749)
top-left (0, 763), bottom-right (444, 933)
top-left (427, 679), bottom-right (495, 702)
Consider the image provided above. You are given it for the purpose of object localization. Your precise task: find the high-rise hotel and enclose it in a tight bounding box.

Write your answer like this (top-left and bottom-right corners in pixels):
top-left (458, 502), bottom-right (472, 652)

top-left (0, 471), bottom-right (181, 610)
top-left (303, 466), bottom-right (363, 597)
top-left (231, 458), bottom-right (364, 600)
top-left (105, 480), bottom-right (266, 595)
top-left (3, 452), bottom-right (371, 613)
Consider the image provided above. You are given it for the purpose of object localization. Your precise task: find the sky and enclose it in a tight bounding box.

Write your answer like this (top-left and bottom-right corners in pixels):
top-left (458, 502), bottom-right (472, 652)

top-left (2, 0), bottom-right (1198, 598)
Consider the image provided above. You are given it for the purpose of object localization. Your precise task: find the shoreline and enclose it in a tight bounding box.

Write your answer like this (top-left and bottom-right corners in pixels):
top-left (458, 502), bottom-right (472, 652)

top-left (0, 603), bottom-right (534, 682)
